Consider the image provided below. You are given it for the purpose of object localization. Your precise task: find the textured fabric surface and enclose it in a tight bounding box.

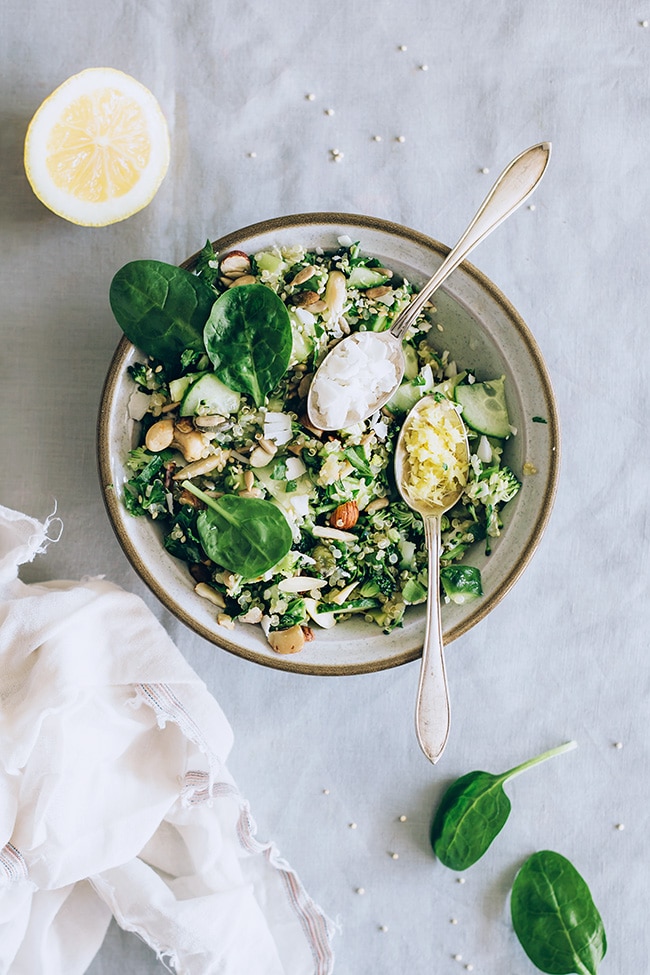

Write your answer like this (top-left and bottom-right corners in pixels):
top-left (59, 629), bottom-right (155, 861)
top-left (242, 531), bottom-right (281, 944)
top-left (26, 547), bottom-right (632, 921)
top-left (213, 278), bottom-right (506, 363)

top-left (1, 1), bottom-right (648, 972)
top-left (0, 507), bottom-right (334, 974)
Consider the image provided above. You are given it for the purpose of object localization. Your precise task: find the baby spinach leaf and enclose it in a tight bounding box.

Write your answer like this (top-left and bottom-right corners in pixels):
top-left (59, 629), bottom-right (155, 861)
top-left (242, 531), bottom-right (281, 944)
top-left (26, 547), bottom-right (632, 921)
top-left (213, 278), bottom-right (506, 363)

top-left (110, 260), bottom-right (216, 365)
top-left (182, 480), bottom-right (292, 579)
top-left (430, 741), bottom-right (577, 870)
top-left (344, 445), bottom-right (374, 479)
top-left (203, 283), bottom-right (292, 407)
top-left (511, 850), bottom-right (606, 975)
top-left (439, 564), bottom-right (483, 603)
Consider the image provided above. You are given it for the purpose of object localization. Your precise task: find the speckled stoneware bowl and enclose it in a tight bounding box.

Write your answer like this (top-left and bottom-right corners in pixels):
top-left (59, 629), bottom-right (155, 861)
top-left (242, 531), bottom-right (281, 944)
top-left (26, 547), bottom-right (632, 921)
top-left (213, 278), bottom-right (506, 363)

top-left (97, 212), bottom-right (560, 676)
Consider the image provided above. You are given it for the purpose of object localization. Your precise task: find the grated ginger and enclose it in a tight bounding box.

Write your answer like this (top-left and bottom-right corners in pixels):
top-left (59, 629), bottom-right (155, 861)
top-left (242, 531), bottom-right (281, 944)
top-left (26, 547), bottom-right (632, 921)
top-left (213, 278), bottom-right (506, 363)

top-left (402, 399), bottom-right (468, 506)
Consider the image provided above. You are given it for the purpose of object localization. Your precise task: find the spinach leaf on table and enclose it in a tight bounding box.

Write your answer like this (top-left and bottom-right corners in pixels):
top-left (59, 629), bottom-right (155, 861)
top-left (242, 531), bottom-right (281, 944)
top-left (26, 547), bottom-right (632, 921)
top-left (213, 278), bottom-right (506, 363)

top-left (511, 850), bottom-right (607, 975)
top-left (203, 283), bottom-right (292, 407)
top-left (183, 480), bottom-right (292, 579)
top-left (430, 741), bottom-right (577, 870)
top-left (110, 260), bottom-right (216, 365)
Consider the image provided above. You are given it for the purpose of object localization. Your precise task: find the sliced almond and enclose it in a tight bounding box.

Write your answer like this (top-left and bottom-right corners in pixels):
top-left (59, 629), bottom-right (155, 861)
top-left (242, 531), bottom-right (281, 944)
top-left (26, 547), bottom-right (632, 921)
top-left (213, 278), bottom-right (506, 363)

top-left (312, 525), bottom-right (357, 542)
top-left (329, 581), bottom-right (360, 605)
top-left (278, 576), bottom-right (327, 593)
top-left (172, 454), bottom-right (224, 480)
top-left (365, 496), bottom-right (390, 514)
top-left (303, 598), bottom-right (337, 629)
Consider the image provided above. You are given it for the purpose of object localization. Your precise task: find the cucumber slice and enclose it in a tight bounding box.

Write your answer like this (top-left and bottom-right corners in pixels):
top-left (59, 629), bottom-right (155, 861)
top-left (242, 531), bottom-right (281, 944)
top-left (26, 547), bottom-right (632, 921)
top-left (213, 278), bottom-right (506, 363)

top-left (347, 266), bottom-right (391, 289)
top-left (385, 364), bottom-right (434, 414)
top-left (169, 371), bottom-right (205, 404)
top-left (180, 372), bottom-right (241, 417)
top-left (454, 375), bottom-right (511, 438)
top-left (402, 344), bottom-right (419, 380)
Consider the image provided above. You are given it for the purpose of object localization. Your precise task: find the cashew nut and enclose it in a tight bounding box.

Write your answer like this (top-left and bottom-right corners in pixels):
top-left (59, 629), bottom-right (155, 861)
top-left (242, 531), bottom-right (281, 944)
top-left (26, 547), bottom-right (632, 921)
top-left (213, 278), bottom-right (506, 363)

top-left (145, 418), bottom-right (175, 452)
top-left (267, 625), bottom-right (306, 655)
top-left (172, 426), bottom-right (206, 463)
top-left (249, 445), bottom-right (275, 468)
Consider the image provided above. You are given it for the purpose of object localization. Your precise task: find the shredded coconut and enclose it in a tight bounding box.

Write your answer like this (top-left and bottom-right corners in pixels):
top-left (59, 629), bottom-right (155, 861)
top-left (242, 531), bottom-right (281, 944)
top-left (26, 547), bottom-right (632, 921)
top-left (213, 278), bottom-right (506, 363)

top-left (312, 332), bottom-right (400, 429)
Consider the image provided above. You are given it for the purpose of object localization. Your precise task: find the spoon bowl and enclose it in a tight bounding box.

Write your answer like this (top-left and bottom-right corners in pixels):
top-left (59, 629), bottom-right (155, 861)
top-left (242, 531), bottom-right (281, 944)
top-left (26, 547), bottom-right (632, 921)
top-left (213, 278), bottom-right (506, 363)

top-left (307, 141), bottom-right (551, 431)
top-left (394, 395), bottom-right (470, 763)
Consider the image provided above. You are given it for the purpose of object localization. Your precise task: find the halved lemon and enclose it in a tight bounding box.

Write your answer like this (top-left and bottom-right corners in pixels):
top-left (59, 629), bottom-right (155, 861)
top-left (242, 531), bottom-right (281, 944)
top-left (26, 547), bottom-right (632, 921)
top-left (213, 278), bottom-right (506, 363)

top-left (24, 67), bottom-right (170, 227)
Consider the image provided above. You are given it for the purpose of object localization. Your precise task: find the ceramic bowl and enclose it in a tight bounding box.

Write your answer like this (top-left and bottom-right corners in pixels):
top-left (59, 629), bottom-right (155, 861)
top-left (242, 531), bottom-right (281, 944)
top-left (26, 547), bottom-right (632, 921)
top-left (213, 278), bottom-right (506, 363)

top-left (97, 212), bottom-right (560, 675)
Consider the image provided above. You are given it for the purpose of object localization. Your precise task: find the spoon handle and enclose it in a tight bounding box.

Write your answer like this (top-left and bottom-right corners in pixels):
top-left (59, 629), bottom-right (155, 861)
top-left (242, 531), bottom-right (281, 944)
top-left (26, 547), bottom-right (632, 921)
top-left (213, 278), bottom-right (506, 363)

top-left (415, 513), bottom-right (451, 764)
top-left (390, 141), bottom-right (551, 341)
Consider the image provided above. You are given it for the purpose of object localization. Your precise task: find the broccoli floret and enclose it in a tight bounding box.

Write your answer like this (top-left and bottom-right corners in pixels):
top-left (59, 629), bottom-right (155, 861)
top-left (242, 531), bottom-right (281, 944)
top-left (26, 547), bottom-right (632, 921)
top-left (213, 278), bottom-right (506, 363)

top-left (465, 465), bottom-right (521, 546)
top-left (125, 446), bottom-right (156, 474)
top-left (366, 593), bottom-right (406, 632)
top-left (466, 465), bottom-right (520, 509)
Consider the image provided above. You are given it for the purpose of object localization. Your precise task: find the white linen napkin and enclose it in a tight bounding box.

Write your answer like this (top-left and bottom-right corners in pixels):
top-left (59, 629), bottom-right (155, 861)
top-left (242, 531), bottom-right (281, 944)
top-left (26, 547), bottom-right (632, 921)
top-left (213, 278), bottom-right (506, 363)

top-left (0, 504), bottom-right (335, 975)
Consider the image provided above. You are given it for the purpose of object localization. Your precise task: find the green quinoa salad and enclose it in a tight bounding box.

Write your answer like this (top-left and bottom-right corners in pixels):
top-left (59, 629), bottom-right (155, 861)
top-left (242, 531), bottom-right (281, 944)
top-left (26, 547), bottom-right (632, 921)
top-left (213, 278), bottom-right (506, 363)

top-left (109, 237), bottom-right (521, 656)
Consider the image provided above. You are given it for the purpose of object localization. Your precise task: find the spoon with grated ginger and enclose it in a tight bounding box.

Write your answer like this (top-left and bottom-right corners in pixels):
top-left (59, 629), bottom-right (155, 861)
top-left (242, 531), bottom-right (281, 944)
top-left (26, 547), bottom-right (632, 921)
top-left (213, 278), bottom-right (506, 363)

top-left (394, 395), bottom-right (470, 764)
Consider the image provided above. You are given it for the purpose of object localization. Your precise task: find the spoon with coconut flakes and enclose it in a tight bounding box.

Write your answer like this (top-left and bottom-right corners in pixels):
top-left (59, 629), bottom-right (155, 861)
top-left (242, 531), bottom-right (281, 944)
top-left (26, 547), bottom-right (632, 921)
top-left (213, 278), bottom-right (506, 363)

top-left (307, 142), bottom-right (551, 431)
top-left (394, 394), bottom-right (470, 764)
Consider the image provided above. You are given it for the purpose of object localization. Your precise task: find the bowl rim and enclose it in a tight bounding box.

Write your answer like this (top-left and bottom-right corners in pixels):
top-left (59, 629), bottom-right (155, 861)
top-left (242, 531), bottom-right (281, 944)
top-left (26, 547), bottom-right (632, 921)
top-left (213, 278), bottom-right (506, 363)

top-left (97, 210), bottom-right (561, 675)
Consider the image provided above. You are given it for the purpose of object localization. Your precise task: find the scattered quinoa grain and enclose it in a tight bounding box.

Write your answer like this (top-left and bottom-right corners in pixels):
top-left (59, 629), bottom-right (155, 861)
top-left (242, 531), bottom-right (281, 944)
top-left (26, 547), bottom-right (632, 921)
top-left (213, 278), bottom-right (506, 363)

top-left (398, 814), bottom-right (407, 822)
top-left (616, 823), bottom-right (625, 831)
top-left (324, 108), bottom-right (335, 116)
top-left (379, 925), bottom-right (389, 932)
top-left (614, 741), bottom-right (623, 749)
top-left (419, 64), bottom-right (429, 71)
top-left (390, 852), bottom-right (399, 860)
top-left (373, 135), bottom-right (382, 142)
top-left (396, 135), bottom-right (406, 143)
top-left (453, 954), bottom-right (463, 961)
top-left (480, 167), bottom-right (490, 174)
top-left (398, 44), bottom-right (407, 51)
top-left (306, 93), bottom-right (316, 100)
top-left (457, 877), bottom-right (466, 884)
top-left (356, 887), bottom-right (365, 895)
top-left (349, 822), bottom-right (357, 829)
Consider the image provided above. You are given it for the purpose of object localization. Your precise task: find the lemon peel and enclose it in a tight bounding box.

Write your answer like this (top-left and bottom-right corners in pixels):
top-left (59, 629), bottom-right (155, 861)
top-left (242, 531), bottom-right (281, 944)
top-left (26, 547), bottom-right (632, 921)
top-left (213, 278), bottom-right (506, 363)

top-left (24, 67), bottom-right (170, 227)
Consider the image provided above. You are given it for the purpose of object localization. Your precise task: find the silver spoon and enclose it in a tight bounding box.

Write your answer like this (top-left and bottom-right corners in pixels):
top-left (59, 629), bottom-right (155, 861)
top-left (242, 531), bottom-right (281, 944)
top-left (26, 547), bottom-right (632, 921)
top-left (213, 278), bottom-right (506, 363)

top-left (307, 141), bottom-right (551, 431)
top-left (394, 395), bottom-right (470, 764)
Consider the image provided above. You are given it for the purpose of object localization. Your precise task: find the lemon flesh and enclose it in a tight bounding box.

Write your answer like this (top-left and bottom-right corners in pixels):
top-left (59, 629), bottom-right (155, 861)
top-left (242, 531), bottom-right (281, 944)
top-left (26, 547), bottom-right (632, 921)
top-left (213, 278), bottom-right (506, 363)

top-left (24, 68), bottom-right (170, 226)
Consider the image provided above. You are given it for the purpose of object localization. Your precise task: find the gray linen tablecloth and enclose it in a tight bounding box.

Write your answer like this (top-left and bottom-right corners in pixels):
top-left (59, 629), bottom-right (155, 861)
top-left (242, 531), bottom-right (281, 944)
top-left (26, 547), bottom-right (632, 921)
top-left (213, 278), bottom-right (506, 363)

top-left (1, 1), bottom-right (648, 972)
